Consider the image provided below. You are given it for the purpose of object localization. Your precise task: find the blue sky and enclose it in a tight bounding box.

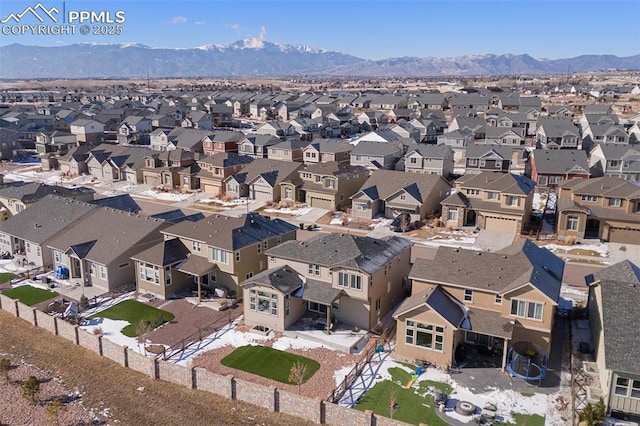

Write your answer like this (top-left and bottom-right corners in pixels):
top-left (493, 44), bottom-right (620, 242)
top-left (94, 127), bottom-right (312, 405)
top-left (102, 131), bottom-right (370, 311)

top-left (1, 0), bottom-right (639, 60)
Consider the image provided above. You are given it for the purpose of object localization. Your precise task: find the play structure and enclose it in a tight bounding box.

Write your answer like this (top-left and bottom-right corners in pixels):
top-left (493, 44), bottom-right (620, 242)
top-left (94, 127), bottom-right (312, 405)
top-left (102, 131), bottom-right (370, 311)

top-left (505, 341), bottom-right (548, 384)
top-left (404, 363), bottom-right (427, 389)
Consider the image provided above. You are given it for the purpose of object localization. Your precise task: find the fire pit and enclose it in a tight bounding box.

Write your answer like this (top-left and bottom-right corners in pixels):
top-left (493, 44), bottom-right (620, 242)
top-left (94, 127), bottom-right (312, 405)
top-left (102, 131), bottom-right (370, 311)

top-left (455, 401), bottom-right (476, 416)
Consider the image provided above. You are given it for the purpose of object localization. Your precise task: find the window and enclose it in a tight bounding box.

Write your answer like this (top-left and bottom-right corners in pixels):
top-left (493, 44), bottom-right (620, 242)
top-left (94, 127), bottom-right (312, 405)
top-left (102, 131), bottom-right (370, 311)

top-left (447, 207), bottom-right (458, 221)
top-left (400, 194), bottom-right (406, 201)
top-left (88, 262), bottom-right (95, 276)
top-left (567, 216), bottom-right (579, 231)
top-left (487, 192), bottom-right (500, 201)
top-left (548, 176), bottom-right (561, 184)
top-left (100, 266), bottom-right (107, 280)
top-left (285, 294), bottom-right (290, 316)
top-left (355, 155), bottom-right (363, 161)
top-left (510, 299), bottom-right (543, 320)
top-left (609, 198), bottom-right (621, 207)
top-left (315, 175), bottom-right (322, 183)
top-left (464, 289), bottom-right (473, 303)
top-left (506, 196), bottom-right (520, 206)
top-left (495, 294), bottom-right (503, 304)
top-left (308, 263), bottom-right (320, 276)
top-left (615, 377), bottom-right (630, 396)
top-left (495, 160), bottom-right (502, 168)
top-left (26, 243), bottom-right (30, 253)
top-left (257, 243), bottom-right (262, 254)
top-left (118, 262), bottom-right (130, 269)
top-left (212, 248), bottom-right (229, 264)
top-left (277, 236), bottom-right (282, 244)
top-left (235, 251), bottom-right (240, 262)
top-left (466, 189), bottom-right (480, 195)
top-left (610, 160), bottom-right (619, 167)
top-left (338, 271), bottom-right (362, 290)
top-left (479, 159), bottom-right (486, 167)
top-left (468, 159), bottom-right (478, 166)
top-left (325, 179), bottom-right (335, 189)
top-left (284, 187), bottom-right (293, 200)
top-left (302, 173), bottom-right (311, 179)
top-left (54, 251), bottom-right (61, 263)
top-left (410, 157), bottom-right (418, 164)
top-left (375, 297), bottom-right (381, 311)
top-left (269, 256), bottom-right (275, 263)
top-left (36, 246), bottom-right (41, 257)
top-left (249, 289), bottom-right (278, 316)
top-left (581, 195), bottom-right (598, 202)
top-left (245, 272), bottom-right (253, 280)
top-left (192, 241), bottom-right (202, 252)
top-left (308, 301), bottom-right (326, 314)
top-left (357, 203), bottom-right (367, 211)
top-left (405, 320), bottom-right (445, 351)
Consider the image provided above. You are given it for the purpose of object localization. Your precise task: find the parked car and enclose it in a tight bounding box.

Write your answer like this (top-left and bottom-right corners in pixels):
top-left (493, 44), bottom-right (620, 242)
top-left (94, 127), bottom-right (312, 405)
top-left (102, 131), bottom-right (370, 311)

top-left (390, 213), bottom-right (418, 232)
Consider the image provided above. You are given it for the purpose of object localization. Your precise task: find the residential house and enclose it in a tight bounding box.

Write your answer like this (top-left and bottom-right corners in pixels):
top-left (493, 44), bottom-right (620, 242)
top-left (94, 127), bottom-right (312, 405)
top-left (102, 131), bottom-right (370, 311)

top-left (34, 131), bottom-right (78, 154)
top-left (117, 116), bottom-right (152, 145)
top-left (437, 128), bottom-right (475, 149)
top-left (302, 139), bottom-right (353, 165)
top-left (586, 260), bottom-right (640, 421)
top-left (141, 148), bottom-right (195, 190)
top-left (447, 94), bottom-right (490, 111)
top-left (133, 213), bottom-right (297, 300)
top-left (69, 118), bottom-right (104, 145)
top-left (581, 124), bottom-right (629, 152)
top-left (280, 161), bottom-right (368, 210)
top-left (448, 117), bottom-right (486, 140)
top-left (404, 145), bottom-right (454, 177)
top-left (256, 121), bottom-right (297, 138)
top-left (535, 118), bottom-right (581, 149)
top-left (195, 152), bottom-right (254, 196)
top-left (394, 239), bottom-right (563, 368)
top-left (267, 139), bottom-right (308, 162)
top-left (202, 130), bottom-right (246, 155)
top-left (350, 140), bottom-right (404, 171)
top-left (241, 233), bottom-right (413, 335)
top-left (589, 144), bottom-right (640, 181)
top-left (0, 128), bottom-right (20, 160)
top-left (441, 172), bottom-right (536, 234)
top-left (525, 149), bottom-right (590, 188)
top-left (54, 146), bottom-right (91, 175)
top-left (224, 158), bottom-right (303, 203)
top-left (181, 110), bottom-right (212, 130)
top-left (546, 105), bottom-right (573, 119)
top-left (86, 145), bottom-right (153, 183)
top-left (47, 208), bottom-right (168, 292)
top-left (484, 127), bottom-right (525, 147)
top-left (239, 134), bottom-right (282, 158)
top-left (0, 182), bottom-right (95, 217)
top-left (464, 146), bottom-right (514, 174)
top-left (556, 176), bottom-right (640, 243)
top-left (0, 195), bottom-right (97, 266)
top-left (351, 169), bottom-right (452, 221)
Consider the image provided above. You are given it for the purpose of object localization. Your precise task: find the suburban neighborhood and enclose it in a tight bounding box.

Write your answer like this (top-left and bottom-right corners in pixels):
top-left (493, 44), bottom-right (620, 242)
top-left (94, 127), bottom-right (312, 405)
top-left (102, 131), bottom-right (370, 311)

top-left (0, 70), bottom-right (639, 426)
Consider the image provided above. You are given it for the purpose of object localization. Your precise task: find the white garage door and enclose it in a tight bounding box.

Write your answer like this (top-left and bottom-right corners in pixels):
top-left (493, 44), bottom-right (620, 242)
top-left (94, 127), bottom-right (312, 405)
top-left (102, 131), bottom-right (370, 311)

top-left (484, 216), bottom-right (518, 234)
top-left (252, 188), bottom-right (273, 202)
top-left (203, 183), bottom-right (220, 195)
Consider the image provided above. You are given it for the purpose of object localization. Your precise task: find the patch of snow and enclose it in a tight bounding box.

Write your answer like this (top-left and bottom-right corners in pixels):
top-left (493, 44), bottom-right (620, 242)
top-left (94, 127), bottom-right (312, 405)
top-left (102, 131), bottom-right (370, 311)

top-left (138, 189), bottom-right (192, 202)
top-left (544, 242), bottom-right (609, 257)
top-left (271, 336), bottom-right (326, 351)
top-left (202, 197), bottom-right (250, 207)
top-left (263, 206), bottom-right (312, 216)
top-left (80, 317), bottom-right (141, 352)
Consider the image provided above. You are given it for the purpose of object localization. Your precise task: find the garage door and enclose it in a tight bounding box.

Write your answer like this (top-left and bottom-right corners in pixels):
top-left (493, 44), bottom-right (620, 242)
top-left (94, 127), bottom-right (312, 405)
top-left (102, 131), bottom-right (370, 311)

top-left (309, 196), bottom-right (333, 210)
top-left (609, 227), bottom-right (640, 244)
top-left (484, 216), bottom-right (518, 234)
top-left (251, 188), bottom-right (273, 203)
top-left (202, 183), bottom-right (220, 195)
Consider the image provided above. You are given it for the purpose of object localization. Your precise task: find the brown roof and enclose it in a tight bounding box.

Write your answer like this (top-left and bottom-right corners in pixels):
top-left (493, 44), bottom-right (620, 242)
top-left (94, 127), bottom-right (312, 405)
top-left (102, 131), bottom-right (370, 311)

top-left (466, 307), bottom-right (514, 339)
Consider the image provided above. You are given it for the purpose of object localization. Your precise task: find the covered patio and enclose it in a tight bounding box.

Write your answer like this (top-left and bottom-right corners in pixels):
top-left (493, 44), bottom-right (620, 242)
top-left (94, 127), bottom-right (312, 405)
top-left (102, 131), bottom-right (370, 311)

top-left (459, 307), bottom-right (514, 369)
top-left (291, 279), bottom-right (345, 334)
top-left (174, 255), bottom-right (220, 302)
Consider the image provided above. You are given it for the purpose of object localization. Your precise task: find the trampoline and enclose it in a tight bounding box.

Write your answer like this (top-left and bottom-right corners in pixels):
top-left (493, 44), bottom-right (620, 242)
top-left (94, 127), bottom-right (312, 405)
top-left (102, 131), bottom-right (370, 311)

top-left (505, 341), bottom-right (548, 385)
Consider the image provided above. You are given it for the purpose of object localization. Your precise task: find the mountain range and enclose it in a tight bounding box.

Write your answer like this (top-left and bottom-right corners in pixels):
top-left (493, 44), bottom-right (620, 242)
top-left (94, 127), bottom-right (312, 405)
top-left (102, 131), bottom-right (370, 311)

top-left (1, 40), bottom-right (639, 79)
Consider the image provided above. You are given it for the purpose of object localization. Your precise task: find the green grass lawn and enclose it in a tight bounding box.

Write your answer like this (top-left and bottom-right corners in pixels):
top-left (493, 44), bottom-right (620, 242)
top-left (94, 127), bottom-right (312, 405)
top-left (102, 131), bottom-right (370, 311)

top-left (495, 413), bottom-right (546, 426)
top-left (3, 285), bottom-right (58, 306)
top-left (0, 272), bottom-right (15, 284)
top-left (88, 299), bottom-right (175, 337)
top-left (220, 346), bottom-right (320, 384)
top-left (354, 366), bottom-right (449, 426)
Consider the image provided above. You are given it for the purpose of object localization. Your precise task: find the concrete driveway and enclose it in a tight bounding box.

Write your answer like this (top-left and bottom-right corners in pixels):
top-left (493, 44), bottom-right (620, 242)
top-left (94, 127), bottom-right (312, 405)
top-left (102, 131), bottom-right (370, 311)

top-left (474, 230), bottom-right (515, 252)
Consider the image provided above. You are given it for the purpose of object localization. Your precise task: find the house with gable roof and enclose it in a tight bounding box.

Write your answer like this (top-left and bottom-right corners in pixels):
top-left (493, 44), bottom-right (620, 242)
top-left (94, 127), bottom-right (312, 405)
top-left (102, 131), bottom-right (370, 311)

top-left (194, 152), bottom-right (254, 196)
top-left (535, 118), bottom-right (580, 150)
top-left (132, 213), bottom-right (297, 300)
top-left (586, 260), bottom-right (640, 421)
top-left (589, 144), bottom-right (640, 181)
top-left (224, 158), bottom-right (303, 203)
top-left (394, 239), bottom-right (563, 369)
top-left (302, 139), bottom-right (353, 165)
top-left (404, 145), bottom-right (454, 177)
top-left (464, 146), bottom-right (514, 174)
top-left (241, 233), bottom-right (413, 337)
top-left (525, 149), bottom-right (590, 187)
top-left (351, 169), bottom-right (452, 221)
top-left (239, 134), bottom-right (282, 158)
top-left (556, 176), bottom-right (640, 243)
top-left (441, 172), bottom-right (536, 234)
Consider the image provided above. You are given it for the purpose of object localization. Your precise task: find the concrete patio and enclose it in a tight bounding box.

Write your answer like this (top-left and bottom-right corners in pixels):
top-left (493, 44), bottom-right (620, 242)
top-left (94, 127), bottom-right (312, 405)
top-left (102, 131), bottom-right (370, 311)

top-left (284, 316), bottom-right (370, 354)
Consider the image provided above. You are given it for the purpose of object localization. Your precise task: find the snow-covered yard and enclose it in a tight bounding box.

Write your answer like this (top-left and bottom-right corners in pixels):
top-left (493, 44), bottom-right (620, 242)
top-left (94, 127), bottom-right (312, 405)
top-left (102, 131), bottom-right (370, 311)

top-left (137, 189), bottom-right (193, 202)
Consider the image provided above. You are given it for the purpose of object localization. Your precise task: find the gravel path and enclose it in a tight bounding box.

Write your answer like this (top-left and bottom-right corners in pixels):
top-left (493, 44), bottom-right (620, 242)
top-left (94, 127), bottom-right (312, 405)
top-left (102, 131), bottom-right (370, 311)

top-left (192, 325), bottom-right (377, 399)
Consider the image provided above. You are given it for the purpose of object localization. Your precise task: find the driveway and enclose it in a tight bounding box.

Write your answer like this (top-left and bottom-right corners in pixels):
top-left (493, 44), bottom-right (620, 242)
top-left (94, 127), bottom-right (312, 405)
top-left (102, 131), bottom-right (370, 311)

top-left (474, 230), bottom-right (515, 252)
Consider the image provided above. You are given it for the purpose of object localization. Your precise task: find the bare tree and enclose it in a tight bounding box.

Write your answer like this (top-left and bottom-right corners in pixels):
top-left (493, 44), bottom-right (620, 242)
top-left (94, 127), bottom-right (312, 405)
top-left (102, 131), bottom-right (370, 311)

top-left (399, 213), bottom-right (411, 233)
top-left (388, 390), bottom-right (399, 419)
top-left (136, 320), bottom-right (153, 354)
top-left (288, 360), bottom-right (309, 394)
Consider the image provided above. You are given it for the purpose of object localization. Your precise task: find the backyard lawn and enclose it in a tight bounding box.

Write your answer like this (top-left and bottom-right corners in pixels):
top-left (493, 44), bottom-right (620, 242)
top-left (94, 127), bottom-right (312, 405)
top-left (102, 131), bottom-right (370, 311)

top-left (3, 285), bottom-right (58, 306)
top-left (0, 272), bottom-right (15, 284)
top-left (88, 299), bottom-right (175, 337)
top-left (221, 346), bottom-right (320, 384)
top-left (355, 367), bottom-right (450, 426)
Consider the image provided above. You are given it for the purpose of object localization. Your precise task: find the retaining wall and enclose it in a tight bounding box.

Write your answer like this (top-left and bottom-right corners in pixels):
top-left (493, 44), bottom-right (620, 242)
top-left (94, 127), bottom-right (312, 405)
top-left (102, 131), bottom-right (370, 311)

top-left (101, 337), bottom-right (126, 366)
top-left (78, 328), bottom-right (102, 355)
top-left (34, 310), bottom-right (57, 334)
top-left (277, 389), bottom-right (322, 424)
top-left (56, 317), bottom-right (78, 345)
top-left (235, 378), bottom-right (275, 411)
top-left (193, 368), bottom-right (233, 399)
top-left (158, 361), bottom-right (193, 388)
top-left (0, 294), bottom-right (17, 316)
top-left (126, 349), bottom-right (156, 379)
top-left (15, 300), bottom-right (36, 325)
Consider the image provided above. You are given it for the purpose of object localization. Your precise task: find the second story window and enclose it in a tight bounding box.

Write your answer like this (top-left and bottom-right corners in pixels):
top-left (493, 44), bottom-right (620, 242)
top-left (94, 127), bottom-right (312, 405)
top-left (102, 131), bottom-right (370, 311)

top-left (466, 189), bottom-right (480, 195)
top-left (495, 294), bottom-right (503, 305)
top-left (325, 179), bottom-right (335, 189)
top-left (510, 299), bottom-right (543, 320)
top-left (192, 241), bottom-right (202, 252)
top-left (308, 263), bottom-right (320, 276)
top-left (609, 198), bottom-right (621, 207)
top-left (487, 192), bottom-right (500, 201)
top-left (506, 196), bottom-right (520, 206)
top-left (581, 195), bottom-right (598, 202)
top-left (464, 289), bottom-right (473, 303)
top-left (212, 248), bottom-right (229, 264)
top-left (338, 271), bottom-right (362, 290)
top-left (315, 175), bottom-right (322, 183)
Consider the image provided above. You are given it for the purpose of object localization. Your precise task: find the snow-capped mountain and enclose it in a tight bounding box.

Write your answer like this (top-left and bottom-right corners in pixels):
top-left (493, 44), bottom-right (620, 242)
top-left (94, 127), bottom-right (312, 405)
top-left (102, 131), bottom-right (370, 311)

top-left (0, 41), bottom-right (638, 79)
